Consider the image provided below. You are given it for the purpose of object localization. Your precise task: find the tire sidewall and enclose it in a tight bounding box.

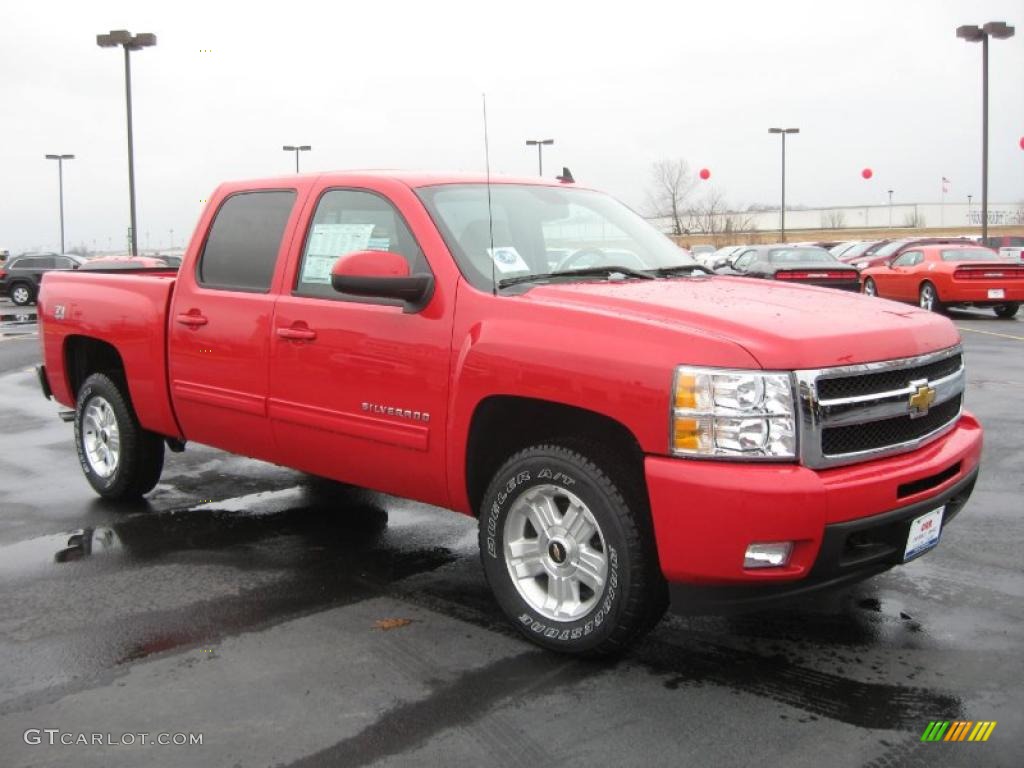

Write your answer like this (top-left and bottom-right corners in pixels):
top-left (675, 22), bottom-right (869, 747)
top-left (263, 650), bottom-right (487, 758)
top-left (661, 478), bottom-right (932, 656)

top-left (74, 375), bottom-right (134, 497)
top-left (11, 283), bottom-right (33, 306)
top-left (480, 450), bottom-right (630, 653)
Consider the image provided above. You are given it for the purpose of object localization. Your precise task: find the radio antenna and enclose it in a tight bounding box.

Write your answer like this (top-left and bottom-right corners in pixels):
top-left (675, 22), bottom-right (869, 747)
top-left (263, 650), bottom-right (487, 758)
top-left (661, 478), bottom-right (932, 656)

top-left (482, 93), bottom-right (497, 296)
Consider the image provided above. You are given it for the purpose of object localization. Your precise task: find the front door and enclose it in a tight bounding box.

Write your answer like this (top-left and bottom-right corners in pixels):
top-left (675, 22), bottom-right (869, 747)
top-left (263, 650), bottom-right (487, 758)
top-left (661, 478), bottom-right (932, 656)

top-left (268, 186), bottom-right (453, 507)
top-left (168, 188), bottom-right (302, 461)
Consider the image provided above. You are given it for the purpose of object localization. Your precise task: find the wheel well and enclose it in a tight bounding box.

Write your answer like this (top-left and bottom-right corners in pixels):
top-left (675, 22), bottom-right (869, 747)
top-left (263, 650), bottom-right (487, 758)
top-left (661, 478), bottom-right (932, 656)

top-left (465, 396), bottom-right (646, 516)
top-left (64, 336), bottom-right (126, 401)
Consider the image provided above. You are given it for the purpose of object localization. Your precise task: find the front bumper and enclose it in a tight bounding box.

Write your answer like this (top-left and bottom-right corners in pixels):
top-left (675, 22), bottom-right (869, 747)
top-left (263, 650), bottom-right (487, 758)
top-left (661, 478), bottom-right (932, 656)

top-left (645, 412), bottom-right (982, 605)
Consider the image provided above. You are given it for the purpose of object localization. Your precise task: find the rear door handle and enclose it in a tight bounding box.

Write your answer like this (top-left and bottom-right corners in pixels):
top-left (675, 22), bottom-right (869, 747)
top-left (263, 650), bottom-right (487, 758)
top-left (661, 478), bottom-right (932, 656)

top-left (276, 326), bottom-right (317, 341)
top-left (175, 312), bottom-right (208, 327)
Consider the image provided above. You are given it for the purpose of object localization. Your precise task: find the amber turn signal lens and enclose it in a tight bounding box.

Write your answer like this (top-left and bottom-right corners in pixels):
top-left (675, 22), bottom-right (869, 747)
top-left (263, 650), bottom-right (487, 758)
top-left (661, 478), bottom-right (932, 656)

top-left (673, 418), bottom-right (701, 451)
top-left (675, 374), bottom-right (697, 409)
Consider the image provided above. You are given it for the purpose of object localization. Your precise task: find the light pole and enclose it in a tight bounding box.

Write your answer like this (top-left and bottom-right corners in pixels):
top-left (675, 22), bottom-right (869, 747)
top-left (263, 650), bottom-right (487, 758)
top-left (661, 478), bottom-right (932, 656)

top-left (283, 145), bottom-right (311, 173)
top-left (97, 29), bottom-right (156, 257)
top-left (44, 154), bottom-right (74, 253)
top-left (887, 189), bottom-right (894, 228)
top-left (768, 128), bottom-right (799, 241)
top-left (525, 138), bottom-right (554, 176)
top-left (957, 21), bottom-right (1015, 242)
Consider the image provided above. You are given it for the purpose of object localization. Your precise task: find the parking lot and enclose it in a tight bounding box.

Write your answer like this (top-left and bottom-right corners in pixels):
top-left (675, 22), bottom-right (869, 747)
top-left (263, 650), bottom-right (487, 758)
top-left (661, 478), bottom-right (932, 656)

top-left (0, 295), bottom-right (1020, 767)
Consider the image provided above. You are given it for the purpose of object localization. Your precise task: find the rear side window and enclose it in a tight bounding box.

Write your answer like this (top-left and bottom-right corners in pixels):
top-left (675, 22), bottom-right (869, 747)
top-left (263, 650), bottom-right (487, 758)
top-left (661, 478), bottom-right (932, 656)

top-left (198, 190), bottom-right (296, 291)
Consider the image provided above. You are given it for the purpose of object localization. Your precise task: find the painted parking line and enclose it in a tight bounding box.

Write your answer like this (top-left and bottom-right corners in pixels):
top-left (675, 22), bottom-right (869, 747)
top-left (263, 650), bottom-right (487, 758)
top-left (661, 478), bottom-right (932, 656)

top-left (957, 326), bottom-right (1024, 342)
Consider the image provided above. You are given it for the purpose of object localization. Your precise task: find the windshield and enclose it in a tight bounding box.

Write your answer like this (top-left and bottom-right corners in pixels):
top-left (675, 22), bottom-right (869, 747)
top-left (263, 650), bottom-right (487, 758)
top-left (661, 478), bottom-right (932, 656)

top-left (767, 247), bottom-right (837, 264)
top-left (941, 248), bottom-right (1002, 262)
top-left (416, 183), bottom-right (696, 291)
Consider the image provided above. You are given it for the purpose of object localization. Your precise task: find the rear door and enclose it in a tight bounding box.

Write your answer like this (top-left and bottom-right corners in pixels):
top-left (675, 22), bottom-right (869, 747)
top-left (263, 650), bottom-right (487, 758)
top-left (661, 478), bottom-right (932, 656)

top-left (267, 184), bottom-right (454, 507)
top-left (167, 188), bottom-right (304, 461)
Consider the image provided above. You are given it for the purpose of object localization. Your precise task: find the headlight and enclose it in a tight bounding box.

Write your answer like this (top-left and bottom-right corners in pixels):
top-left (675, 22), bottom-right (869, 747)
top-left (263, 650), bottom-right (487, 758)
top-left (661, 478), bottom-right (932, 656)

top-left (671, 367), bottom-right (796, 459)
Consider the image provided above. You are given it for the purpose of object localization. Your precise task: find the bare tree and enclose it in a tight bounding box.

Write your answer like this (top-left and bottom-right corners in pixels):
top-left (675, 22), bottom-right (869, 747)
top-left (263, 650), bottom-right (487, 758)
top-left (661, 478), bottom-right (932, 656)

top-left (821, 210), bottom-right (847, 229)
top-left (683, 188), bottom-right (757, 243)
top-left (646, 159), bottom-right (695, 235)
top-left (903, 209), bottom-right (926, 228)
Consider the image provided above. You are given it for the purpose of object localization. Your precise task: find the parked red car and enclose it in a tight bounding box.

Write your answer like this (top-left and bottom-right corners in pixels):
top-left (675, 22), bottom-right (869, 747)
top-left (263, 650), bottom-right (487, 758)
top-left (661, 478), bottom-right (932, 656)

top-left (861, 243), bottom-right (1023, 317)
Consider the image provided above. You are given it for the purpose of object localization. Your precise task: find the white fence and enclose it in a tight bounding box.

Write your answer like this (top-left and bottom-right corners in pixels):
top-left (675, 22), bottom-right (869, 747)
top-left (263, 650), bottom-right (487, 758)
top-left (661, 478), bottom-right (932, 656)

top-left (654, 202), bottom-right (1024, 234)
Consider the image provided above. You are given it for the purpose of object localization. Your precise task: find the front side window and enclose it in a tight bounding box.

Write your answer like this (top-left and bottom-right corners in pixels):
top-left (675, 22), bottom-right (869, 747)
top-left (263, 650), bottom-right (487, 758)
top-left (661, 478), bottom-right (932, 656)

top-left (198, 190), bottom-right (296, 291)
top-left (892, 251), bottom-right (921, 267)
top-left (416, 184), bottom-right (696, 291)
top-left (294, 189), bottom-right (428, 300)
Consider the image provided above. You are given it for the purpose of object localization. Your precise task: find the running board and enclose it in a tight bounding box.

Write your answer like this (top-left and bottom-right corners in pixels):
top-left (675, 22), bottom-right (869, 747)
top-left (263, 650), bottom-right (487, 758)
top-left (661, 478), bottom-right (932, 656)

top-left (58, 410), bottom-right (75, 423)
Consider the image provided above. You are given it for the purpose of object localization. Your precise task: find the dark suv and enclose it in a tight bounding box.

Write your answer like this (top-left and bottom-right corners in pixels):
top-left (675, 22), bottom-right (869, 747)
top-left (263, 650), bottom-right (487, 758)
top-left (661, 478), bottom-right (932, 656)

top-left (0, 254), bottom-right (85, 306)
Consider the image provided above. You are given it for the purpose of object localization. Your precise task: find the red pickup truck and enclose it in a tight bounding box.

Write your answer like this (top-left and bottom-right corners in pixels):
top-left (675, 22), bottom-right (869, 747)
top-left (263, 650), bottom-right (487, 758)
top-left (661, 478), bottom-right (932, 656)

top-left (37, 172), bottom-right (982, 656)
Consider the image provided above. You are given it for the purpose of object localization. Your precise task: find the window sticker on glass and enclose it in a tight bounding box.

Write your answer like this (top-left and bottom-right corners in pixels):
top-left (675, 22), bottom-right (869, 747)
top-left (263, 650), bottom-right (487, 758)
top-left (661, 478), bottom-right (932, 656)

top-left (488, 246), bottom-right (530, 274)
top-left (302, 223), bottom-right (375, 284)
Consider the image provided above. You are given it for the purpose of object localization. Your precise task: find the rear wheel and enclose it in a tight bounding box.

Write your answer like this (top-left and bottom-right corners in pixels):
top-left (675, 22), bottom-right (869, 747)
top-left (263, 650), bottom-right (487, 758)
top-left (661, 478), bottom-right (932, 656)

top-left (919, 282), bottom-right (943, 313)
top-left (478, 443), bottom-right (666, 657)
top-left (863, 278), bottom-right (877, 297)
top-left (74, 373), bottom-right (164, 500)
top-left (994, 303), bottom-right (1019, 319)
top-left (10, 282), bottom-right (34, 306)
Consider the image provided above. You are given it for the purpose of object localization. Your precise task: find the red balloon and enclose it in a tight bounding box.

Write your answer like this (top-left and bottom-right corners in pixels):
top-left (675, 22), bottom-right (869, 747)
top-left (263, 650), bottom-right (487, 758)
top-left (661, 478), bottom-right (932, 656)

top-left (861, 168), bottom-right (873, 179)
top-left (1020, 136), bottom-right (1024, 150)
top-left (699, 168), bottom-right (710, 180)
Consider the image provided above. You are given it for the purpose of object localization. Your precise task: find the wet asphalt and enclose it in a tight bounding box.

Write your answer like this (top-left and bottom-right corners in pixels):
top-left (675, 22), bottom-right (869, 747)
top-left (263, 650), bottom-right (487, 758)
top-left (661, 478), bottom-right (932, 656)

top-left (0, 296), bottom-right (1021, 768)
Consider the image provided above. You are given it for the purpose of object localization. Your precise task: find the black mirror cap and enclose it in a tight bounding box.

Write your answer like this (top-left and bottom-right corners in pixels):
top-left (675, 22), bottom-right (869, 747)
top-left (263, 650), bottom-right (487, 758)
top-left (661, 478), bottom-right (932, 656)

top-left (331, 273), bottom-right (435, 313)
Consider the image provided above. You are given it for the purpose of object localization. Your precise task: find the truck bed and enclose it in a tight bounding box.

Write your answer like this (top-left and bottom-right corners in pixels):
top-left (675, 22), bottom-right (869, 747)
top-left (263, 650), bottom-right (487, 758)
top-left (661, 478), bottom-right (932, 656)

top-left (40, 271), bottom-right (182, 439)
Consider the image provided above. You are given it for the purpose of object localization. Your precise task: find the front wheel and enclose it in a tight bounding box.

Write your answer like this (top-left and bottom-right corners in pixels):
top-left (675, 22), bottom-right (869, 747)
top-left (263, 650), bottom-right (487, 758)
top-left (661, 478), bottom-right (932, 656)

top-left (863, 278), bottom-right (877, 297)
top-left (479, 444), bottom-right (666, 657)
top-left (10, 283), bottom-right (34, 306)
top-left (74, 373), bottom-right (165, 500)
top-left (994, 303), bottom-right (1019, 319)
top-left (919, 282), bottom-right (943, 313)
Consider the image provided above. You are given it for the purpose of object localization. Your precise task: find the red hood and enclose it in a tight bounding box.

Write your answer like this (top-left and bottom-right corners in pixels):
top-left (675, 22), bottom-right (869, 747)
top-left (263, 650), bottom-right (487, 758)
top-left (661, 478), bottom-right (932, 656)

top-left (522, 276), bottom-right (961, 369)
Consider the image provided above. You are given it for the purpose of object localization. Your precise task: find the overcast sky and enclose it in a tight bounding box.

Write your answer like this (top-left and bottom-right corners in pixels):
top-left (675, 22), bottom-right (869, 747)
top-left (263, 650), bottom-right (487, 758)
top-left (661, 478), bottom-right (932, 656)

top-left (2, 0), bottom-right (1022, 253)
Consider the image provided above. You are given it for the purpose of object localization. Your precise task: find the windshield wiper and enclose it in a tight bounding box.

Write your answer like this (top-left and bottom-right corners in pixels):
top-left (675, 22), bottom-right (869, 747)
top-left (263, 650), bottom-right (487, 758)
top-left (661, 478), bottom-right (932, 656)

top-left (498, 266), bottom-right (657, 289)
top-left (650, 264), bottom-right (712, 276)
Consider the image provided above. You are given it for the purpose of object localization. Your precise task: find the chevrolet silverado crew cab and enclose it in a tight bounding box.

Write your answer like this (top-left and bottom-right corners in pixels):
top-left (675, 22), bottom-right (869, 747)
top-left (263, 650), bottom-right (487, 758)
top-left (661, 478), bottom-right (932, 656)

top-left (37, 172), bottom-right (982, 656)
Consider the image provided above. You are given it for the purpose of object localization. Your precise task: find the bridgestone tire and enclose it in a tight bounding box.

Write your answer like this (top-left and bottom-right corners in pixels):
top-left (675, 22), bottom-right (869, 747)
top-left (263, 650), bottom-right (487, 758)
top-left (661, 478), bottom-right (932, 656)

top-left (74, 373), bottom-right (165, 500)
top-left (479, 443), bottom-right (666, 657)
top-left (993, 303), bottom-right (1019, 319)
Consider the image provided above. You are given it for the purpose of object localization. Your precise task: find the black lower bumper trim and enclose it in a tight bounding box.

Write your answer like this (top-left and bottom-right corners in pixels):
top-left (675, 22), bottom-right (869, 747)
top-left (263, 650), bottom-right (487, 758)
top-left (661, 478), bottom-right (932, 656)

top-left (668, 467), bottom-right (979, 613)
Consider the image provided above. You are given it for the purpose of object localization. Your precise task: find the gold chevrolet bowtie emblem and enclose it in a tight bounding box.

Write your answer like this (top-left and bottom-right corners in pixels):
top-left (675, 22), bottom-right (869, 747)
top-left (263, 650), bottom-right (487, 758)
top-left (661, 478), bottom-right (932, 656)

top-left (908, 382), bottom-right (937, 418)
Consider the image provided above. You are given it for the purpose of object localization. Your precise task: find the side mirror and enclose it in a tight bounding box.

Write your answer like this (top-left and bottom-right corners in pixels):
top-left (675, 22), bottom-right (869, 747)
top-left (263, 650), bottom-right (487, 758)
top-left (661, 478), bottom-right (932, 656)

top-left (330, 250), bottom-right (433, 312)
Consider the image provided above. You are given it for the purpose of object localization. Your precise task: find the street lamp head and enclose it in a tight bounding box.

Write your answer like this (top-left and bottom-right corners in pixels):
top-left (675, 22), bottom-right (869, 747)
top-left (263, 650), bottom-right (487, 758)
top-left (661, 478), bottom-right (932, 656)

top-left (127, 32), bottom-right (157, 50)
top-left (956, 25), bottom-right (985, 42)
top-left (97, 30), bottom-right (156, 49)
top-left (298, 145), bottom-right (311, 151)
top-left (283, 145), bottom-right (296, 151)
top-left (982, 21), bottom-right (1014, 39)
top-left (768, 128), bottom-right (782, 134)
top-left (525, 138), bottom-right (554, 146)
top-left (784, 128), bottom-right (800, 134)
top-left (45, 154), bottom-right (75, 160)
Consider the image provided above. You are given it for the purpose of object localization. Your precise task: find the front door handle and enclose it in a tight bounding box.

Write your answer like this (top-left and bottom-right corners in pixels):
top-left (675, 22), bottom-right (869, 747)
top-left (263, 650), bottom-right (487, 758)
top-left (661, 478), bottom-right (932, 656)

top-left (276, 326), bottom-right (317, 341)
top-left (175, 312), bottom-right (208, 327)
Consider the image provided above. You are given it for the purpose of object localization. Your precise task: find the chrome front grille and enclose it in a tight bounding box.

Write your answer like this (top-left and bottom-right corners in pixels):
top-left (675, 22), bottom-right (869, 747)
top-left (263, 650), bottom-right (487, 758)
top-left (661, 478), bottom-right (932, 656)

top-left (795, 346), bottom-right (965, 469)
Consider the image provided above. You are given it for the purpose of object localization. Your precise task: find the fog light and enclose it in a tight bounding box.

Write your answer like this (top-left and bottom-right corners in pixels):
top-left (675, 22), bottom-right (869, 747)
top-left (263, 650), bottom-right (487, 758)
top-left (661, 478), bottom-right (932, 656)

top-left (744, 542), bottom-right (793, 568)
